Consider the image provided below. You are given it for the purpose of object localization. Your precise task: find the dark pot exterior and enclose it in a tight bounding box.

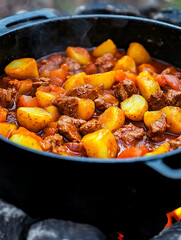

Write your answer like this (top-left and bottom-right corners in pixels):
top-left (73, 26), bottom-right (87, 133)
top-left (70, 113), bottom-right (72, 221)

top-left (0, 12), bottom-right (181, 235)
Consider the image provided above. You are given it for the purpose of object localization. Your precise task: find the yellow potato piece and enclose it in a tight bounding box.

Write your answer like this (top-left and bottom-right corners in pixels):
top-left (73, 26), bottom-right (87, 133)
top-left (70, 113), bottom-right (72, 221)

top-left (66, 46), bottom-right (91, 65)
top-left (144, 111), bottom-right (163, 128)
top-left (77, 98), bottom-right (95, 120)
top-left (64, 72), bottom-right (86, 92)
top-left (121, 94), bottom-right (148, 121)
top-left (36, 91), bottom-right (57, 108)
top-left (81, 129), bottom-right (118, 158)
top-left (127, 42), bottom-right (151, 64)
top-left (137, 72), bottom-right (161, 100)
top-left (45, 106), bottom-right (60, 122)
top-left (9, 133), bottom-right (42, 151)
top-left (145, 142), bottom-right (170, 156)
top-left (160, 106), bottom-right (181, 134)
top-left (92, 39), bottom-right (117, 57)
top-left (113, 55), bottom-right (136, 73)
top-left (98, 106), bottom-right (125, 132)
top-left (85, 71), bottom-right (115, 89)
top-left (0, 123), bottom-right (17, 138)
top-left (17, 107), bottom-right (52, 132)
top-left (5, 58), bottom-right (39, 79)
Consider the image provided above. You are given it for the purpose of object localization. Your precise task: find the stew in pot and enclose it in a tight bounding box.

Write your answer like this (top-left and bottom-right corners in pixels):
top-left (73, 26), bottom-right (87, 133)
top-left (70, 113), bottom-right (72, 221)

top-left (0, 39), bottom-right (181, 159)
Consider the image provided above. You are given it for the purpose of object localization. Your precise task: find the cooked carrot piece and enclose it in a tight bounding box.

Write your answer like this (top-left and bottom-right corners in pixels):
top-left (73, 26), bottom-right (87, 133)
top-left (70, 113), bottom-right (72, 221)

top-left (117, 147), bottom-right (148, 159)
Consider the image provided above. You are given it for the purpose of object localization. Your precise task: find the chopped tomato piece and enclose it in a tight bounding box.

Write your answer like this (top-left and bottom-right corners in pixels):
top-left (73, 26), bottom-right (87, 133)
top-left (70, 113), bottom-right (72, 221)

top-left (164, 74), bottom-right (181, 91)
top-left (117, 146), bottom-right (148, 159)
top-left (49, 64), bottom-right (68, 86)
top-left (19, 95), bottom-right (39, 107)
top-left (0, 107), bottom-right (8, 122)
top-left (154, 74), bottom-right (167, 87)
top-left (115, 70), bottom-right (137, 84)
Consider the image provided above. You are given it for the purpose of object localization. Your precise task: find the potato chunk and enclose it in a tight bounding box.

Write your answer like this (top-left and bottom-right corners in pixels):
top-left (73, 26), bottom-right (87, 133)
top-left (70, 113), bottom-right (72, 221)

top-left (98, 106), bottom-right (125, 132)
top-left (127, 42), bottom-right (151, 64)
top-left (36, 91), bottom-right (57, 108)
top-left (81, 129), bottom-right (118, 158)
top-left (113, 55), bottom-right (136, 73)
top-left (121, 94), bottom-right (148, 121)
top-left (137, 72), bottom-right (161, 100)
top-left (66, 46), bottom-right (91, 65)
top-left (0, 123), bottom-right (17, 138)
top-left (45, 106), bottom-right (60, 122)
top-left (5, 58), bottom-right (39, 79)
top-left (144, 111), bottom-right (163, 128)
top-left (77, 98), bottom-right (95, 120)
top-left (160, 106), bottom-right (181, 134)
top-left (92, 39), bottom-right (117, 57)
top-left (64, 72), bottom-right (86, 92)
top-left (17, 107), bottom-right (52, 132)
top-left (145, 142), bottom-right (170, 156)
top-left (85, 71), bottom-right (115, 89)
top-left (9, 133), bottom-right (42, 151)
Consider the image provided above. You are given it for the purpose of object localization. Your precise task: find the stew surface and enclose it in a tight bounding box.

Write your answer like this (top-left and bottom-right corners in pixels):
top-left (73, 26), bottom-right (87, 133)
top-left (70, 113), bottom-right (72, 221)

top-left (0, 39), bottom-right (181, 159)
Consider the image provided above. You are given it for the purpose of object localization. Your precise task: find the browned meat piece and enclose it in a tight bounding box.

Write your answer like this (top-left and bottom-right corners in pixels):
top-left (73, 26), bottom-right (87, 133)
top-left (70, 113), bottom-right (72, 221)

top-left (53, 96), bottom-right (79, 117)
top-left (113, 79), bottom-right (138, 101)
top-left (83, 63), bottom-right (97, 75)
top-left (33, 77), bottom-right (50, 87)
top-left (161, 66), bottom-right (181, 78)
top-left (63, 57), bottom-right (80, 72)
top-left (38, 61), bottom-right (60, 74)
top-left (148, 90), bottom-right (167, 110)
top-left (79, 119), bottom-right (101, 135)
top-left (94, 94), bottom-right (119, 111)
top-left (147, 113), bottom-right (168, 142)
top-left (0, 88), bottom-right (15, 108)
top-left (169, 136), bottom-right (181, 150)
top-left (166, 89), bottom-right (181, 107)
top-left (66, 84), bottom-right (99, 100)
top-left (113, 123), bottom-right (145, 146)
top-left (52, 142), bottom-right (86, 157)
top-left (57, 117), bottom-right (81, 142)
top-left (59, 115), bottom-right (86, 127)
top-left (95, 53), bottom-right (115, 73)
top-left (64, 142), bottom-right (87, 157)
top-left (44, 134), bottom-right (64, 151)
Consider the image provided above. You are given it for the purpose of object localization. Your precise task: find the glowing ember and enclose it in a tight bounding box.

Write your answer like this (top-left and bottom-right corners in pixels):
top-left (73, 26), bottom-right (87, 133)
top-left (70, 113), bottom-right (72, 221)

top-left (165, 207), bottom-right (181, 228)
top-left (117, 232), bottom-right (124, 240)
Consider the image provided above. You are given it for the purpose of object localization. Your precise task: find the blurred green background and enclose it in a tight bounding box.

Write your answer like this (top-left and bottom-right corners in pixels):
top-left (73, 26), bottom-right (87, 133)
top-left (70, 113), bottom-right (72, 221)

top-left (0, 0), bottom-right (181, 18)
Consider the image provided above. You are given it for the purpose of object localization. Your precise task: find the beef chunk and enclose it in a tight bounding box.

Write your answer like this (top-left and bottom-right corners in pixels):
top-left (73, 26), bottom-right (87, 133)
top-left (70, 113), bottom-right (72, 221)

top-left (64, 142), bottom-right (87, 157)
top-left (161, 66), bottom-right (181, 78)
top-left (79, 119), bottom-right (101, 135)
top-left (57, 116), bottom-right (81, 141)
top-left (95, 53), bottom-right (115, 73)
top-left (33, 77), bottom-right (50, 87)
top-left (169, 135), bottom-right (181, 150)
top-left (59, 115), bottom-right (86, 127)
top-left (94, 94), bottom-right (119, 111)
top-left (63, 57), bottom-right (80, 72)
top-left (0, 88), bottom-right (15, 108)
top-left (67, 84), bottom-right (99, 100)
top-left (53, 96), bottom-right (79, 117)
top-left (147, 113), bottom-right (168, 142)
top-left (44, 134), bottom-right (64, 151)
top-left (166, 89), bottom-right (181, 107)
top-left (148, 90), bottom-right (167, 110)
top-left (113, 123), bottom-right (145, 146)
top-left (113, 79), bottom-right (138, 101)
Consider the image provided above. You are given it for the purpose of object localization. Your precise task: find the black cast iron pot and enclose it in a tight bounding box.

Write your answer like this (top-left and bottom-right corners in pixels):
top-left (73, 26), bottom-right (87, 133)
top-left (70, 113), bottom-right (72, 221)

top-left (0, 9), bottom-right (181, 237)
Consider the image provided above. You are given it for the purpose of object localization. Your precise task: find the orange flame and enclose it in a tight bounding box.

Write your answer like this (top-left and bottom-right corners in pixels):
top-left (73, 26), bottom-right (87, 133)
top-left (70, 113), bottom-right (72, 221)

top-left (117, 232), bottom-right (124, 240)
top-left (165, 207), bottom-right (181, 228)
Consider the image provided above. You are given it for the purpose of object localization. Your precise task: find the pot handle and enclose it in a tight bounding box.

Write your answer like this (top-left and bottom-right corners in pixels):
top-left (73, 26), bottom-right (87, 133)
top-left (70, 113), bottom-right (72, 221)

top-left (145, 159), bottom-right (181, 179)
top-left (0, 9), bottom-right (58, 35)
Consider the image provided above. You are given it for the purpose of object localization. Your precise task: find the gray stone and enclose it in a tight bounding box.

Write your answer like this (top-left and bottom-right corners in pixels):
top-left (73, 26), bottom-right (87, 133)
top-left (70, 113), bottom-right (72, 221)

top-left (26, 219), bottom-right (106, 240)
top-left (0, 198), bottom-right (32, 240)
